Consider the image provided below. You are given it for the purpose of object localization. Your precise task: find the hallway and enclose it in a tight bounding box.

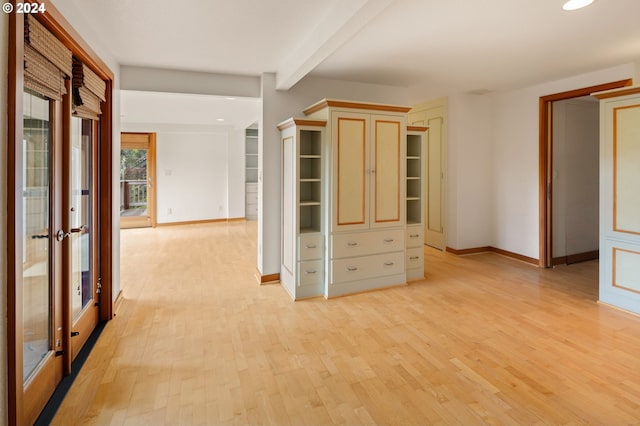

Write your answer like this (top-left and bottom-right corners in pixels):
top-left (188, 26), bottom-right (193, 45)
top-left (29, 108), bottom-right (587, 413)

top-left (52, 221), bottom-right (640, 424)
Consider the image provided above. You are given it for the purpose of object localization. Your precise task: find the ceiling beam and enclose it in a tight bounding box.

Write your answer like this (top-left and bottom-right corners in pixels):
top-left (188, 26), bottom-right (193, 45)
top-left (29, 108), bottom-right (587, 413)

top-left (275, 0), bottom-right (394, 91)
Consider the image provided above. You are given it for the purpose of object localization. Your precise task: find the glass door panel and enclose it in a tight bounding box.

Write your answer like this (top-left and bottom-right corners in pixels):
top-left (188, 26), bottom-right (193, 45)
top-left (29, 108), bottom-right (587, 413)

top-left (70, 117), bottom-right (92, 320)
top-left (68, 117), bottom-right (99, 361)
top-left (22, 90), bottom-right (52, 382)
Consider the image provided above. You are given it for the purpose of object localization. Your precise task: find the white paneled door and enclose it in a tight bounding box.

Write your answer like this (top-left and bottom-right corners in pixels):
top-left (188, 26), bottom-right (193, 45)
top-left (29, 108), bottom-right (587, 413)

top-left (596, 87), bottom-right (640, 315)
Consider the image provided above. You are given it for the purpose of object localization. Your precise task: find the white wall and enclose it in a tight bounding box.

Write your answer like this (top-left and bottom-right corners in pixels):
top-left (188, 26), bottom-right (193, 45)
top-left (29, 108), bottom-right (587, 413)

top-left (227, 128), bottom-right (246, 219)
top-left (447, 93), bottom-right (494, 250)
top-left (258, 73), bottom-right (410, 276)
top-left (552, 99), bottom-right (599, 258)
top-left (490, 64), bottom-right (634, 259)
top-left (157, 132), bottom-right (228, 223)
top-left (1, 12), bottom-right (9, 426)
top-left (120, 124), bottom-right (234, 224)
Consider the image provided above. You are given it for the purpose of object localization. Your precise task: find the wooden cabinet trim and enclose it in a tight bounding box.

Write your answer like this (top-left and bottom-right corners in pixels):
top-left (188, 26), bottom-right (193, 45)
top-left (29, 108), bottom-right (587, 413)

top-left (304, 99), bottom-right (411, 116)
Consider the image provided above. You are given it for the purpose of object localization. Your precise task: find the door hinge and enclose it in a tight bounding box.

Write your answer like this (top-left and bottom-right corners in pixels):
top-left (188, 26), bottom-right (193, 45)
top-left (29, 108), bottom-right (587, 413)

top-left (55, 351), bottom-right (65, 357)
top-left (71, 331), bottom-right (80, 337)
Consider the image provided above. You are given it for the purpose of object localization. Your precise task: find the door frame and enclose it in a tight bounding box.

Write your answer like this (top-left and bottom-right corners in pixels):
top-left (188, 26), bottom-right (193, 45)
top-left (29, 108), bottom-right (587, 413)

top-left (538, 79), bottom-right (632, 268)
top-left (7, 5), bottom-right (114, 425)
top-left (120, 132), bottom-right (157, 229)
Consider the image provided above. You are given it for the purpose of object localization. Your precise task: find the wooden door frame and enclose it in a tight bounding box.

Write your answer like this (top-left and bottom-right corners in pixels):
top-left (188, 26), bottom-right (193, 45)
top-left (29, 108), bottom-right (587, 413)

top-left (7, 4), bottom-right (114, 424)
top-left (538, 79), bottom-right (632, 268)
top-left (120, 132), bottom-right (157, 228)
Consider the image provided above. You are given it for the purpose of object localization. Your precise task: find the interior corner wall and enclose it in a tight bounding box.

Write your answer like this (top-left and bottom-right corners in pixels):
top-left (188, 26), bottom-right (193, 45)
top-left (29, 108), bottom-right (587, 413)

top-left (490, 63), bottom-right (635, 259)
top-left (1, 12), bottom-right (9, 426)
top-left (447, 93), bottom-right (494, 250)
top-left (258, 73), bottom-right (411, 277)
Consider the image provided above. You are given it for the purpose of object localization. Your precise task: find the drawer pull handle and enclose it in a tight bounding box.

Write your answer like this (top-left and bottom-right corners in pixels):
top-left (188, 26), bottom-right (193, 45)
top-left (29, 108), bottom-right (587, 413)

top-left (410, 256), bottom-right (420, 260)
top-left (305, 244), bottom-right (317, 249)
top-left (384, 238), bottom-right (394, 243)
top-left (384, 262), bottom-right (395, 266)
top-left (346, 266), bottom-right (358, 272)
top-left (347, 241), bottom-right (358, 246)
top-left (410, 234), bottom-right (420, 238)
top-left (305, 269), bottom-right (317, 274)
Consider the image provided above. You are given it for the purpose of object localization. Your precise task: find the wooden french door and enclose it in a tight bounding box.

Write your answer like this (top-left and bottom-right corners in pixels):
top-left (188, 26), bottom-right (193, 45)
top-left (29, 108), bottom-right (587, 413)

top-left (20, 89), bottom-right (66, 426)
top-left (120, 132), bottom-right (157, 228)
top-left (9, 6), bottom-right (114, 424)
top-left (18, 95), bottom-right (101, 425)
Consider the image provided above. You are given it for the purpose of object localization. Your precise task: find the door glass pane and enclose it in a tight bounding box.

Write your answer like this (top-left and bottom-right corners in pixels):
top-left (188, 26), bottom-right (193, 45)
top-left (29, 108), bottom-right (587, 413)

top-left (71, 118), bottom-right (93, 320)
top-left (120, 148), bottom-right (148, 217)
top-left (22, 90), bottom-right (52, 381)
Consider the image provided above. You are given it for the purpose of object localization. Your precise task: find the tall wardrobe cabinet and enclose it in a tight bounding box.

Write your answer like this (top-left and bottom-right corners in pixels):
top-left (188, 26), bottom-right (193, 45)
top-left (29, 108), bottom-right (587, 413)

top-left (280, 99), bottom-right (426, 300)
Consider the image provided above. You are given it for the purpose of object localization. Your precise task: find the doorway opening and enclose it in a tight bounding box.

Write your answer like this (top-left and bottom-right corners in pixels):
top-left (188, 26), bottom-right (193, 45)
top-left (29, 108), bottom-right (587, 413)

top-left (120, 132), bottom-right (157, 229)
top-left (538, 79), bottom-right (632, 268)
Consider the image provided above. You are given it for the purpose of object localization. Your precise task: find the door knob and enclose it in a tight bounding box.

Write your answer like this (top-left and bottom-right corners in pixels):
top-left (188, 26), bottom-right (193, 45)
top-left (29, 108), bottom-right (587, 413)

top-left (56, 230), bottom-right (70, 241)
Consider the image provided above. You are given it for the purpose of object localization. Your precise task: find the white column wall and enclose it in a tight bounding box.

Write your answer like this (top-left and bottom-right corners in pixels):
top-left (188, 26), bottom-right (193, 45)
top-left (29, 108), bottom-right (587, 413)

top-left (447, 93), bottom-right (494, 250)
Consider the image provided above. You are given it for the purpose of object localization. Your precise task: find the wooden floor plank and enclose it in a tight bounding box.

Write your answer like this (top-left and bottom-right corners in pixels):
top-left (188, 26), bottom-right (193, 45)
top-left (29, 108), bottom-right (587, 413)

top-left (51, 221), bottom-right (640, 425)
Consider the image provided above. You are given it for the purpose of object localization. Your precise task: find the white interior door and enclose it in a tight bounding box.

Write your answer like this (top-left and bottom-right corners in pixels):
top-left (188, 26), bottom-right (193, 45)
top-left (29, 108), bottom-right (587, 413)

top-left (598, 90), bottom-right (640, 315)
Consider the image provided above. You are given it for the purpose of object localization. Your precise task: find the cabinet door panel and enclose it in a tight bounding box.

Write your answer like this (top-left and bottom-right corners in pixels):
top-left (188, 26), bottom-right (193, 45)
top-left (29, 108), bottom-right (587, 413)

top-left (335, 115), bottom-right (367, 227)
top-left (373, 118), bottom-right (402, 225)
top-left (614, 104), bottom-right (640, 234)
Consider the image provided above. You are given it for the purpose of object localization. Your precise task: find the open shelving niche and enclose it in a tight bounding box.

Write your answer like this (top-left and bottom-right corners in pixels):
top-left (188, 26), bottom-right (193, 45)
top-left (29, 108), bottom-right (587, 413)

top-left (406, 132), bottom-right (423, 225)
top-left (299, 129), bottom-right (323, 233)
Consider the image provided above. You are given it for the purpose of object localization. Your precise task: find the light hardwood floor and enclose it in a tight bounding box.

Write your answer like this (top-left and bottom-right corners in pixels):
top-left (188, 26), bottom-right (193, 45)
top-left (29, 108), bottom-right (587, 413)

top-left (52, 221), bottom-right (640, 425)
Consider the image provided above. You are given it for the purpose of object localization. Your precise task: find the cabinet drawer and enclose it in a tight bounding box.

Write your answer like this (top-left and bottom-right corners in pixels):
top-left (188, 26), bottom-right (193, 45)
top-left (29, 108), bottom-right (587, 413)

top-left (298, 234), bottom-right (323, 260)
top-left (298, 260), bottom-right (323, 287)
top-left (406, 247), bottom-right (423, 269)
top-left (331, 251), bottom-right (404, 284)
top-left (406, 226), bottom-right (424, 248)
top-left (332, 229), bottom-right (404, 258)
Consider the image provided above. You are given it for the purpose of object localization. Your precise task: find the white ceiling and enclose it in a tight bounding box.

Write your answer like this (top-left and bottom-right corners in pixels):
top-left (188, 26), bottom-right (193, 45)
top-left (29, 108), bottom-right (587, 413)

top-left (52, 0), bottom-right (640, 125)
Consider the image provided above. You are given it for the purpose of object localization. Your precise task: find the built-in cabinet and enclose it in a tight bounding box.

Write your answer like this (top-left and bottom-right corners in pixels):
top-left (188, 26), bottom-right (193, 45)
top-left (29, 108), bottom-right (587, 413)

top-left (278, 118), bottom-right (326, 299)
top-left (406, 127), bottom-right (427, 280)
top-left (279, 100), bottom-right (427, 300)
top-left (245, 128), bottom-right (258, 220)
top-left (594, 86), bottom-right (640, 315)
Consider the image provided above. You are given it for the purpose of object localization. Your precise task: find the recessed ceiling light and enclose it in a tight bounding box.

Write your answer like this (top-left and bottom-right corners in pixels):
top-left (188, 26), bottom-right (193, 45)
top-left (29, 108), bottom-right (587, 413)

top-left (562, 0), bottom-right (594, 10)
top-left (216, 118), bottom-right (225, 122)
top-left (225, 97), bottom-right (236, 101)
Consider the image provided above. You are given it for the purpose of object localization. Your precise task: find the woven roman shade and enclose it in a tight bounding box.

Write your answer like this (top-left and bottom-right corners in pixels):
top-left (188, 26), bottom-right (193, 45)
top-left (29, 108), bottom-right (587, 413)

top-left (23, 15), bottom-right (72, 101)
top-left (72, 56), bottom-right (106, 120)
